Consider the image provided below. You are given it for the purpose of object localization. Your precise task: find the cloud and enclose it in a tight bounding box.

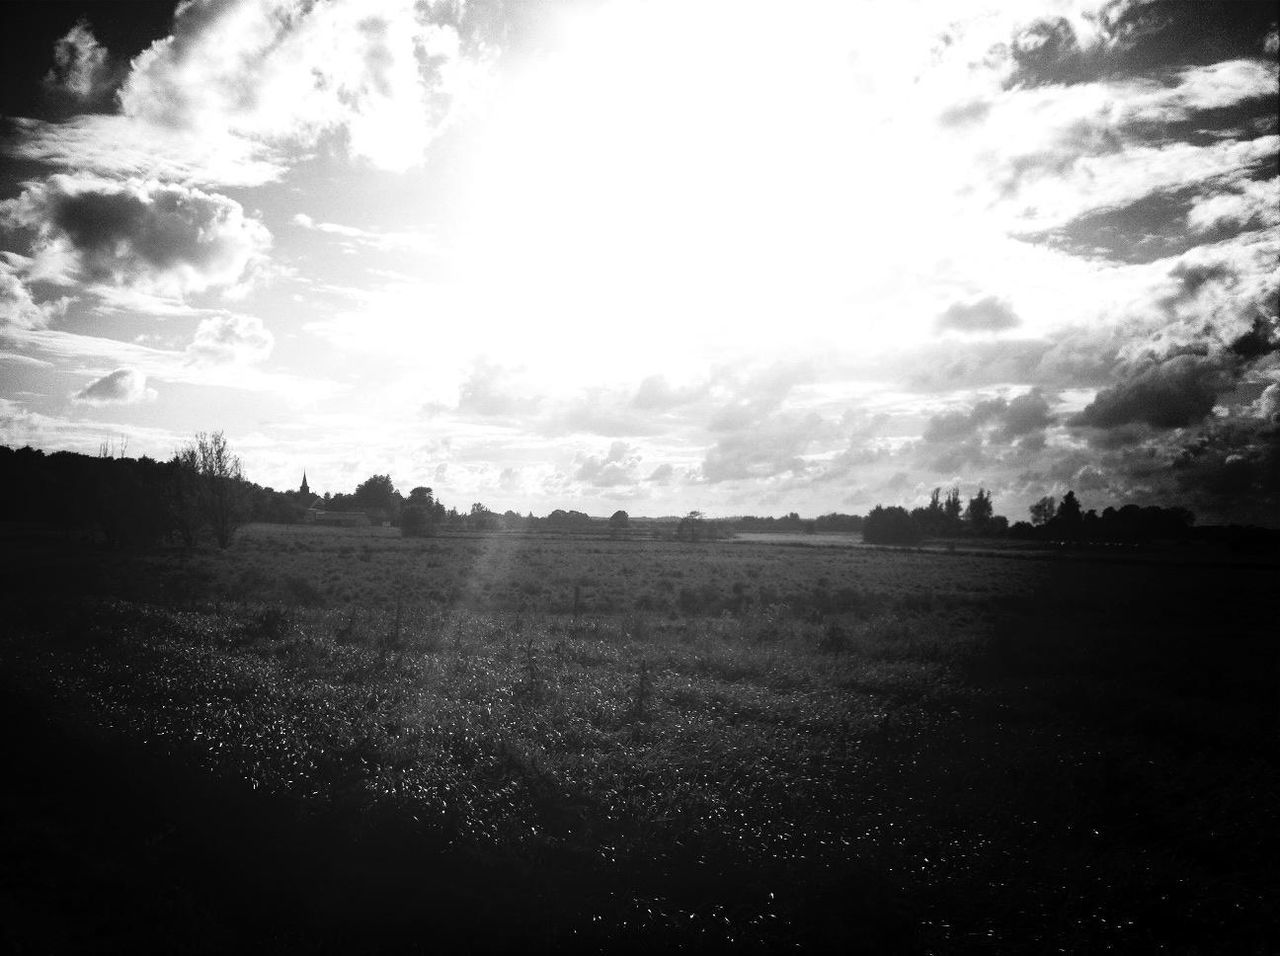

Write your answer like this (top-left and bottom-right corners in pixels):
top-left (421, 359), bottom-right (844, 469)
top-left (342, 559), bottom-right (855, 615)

top-left (575, 441), bottom-right (642, 487)
top-left (647, 463), bottom-right (674, 485)
top-left (1070, 354), bottom-right (1234, 430)
top-left (0, 258), bottom-right (71, 330)
top-left (291, 212), bottom-right (443, 255)
top-left (700, 413), bottom-right (823, 483)
top-left (72, 367), bottom-right (157, 405)
top-left (1004, 4), bottom-right (1279, 90)
top-left (5, 0), bottom-right (495, 187)
top-left (116, 0), bottom-right (490, 175)
top-left (1007, 16), bottom-right (1090, 88)
top-left (457, 360), bottom-right (538, 417)
top-left (632, 374), bottom-right (706, 411)
top-left (922, 389), bottom-right (1054, 444)
top-left (938, 99), bottom-right (991, 128)
top-left (2, 115), bottom-right (288, 189)
top-left (1000, 389), bottom-right (1053, 438)
top-left (936, 296), bottom-right (1022, 334)
top-left (2, 175), bottom-right (270, 298)
top-left (43, 19), bottom-right (120, 106)
top-left (1187, 178), bottom-right (1280, 234)
top-left (186, 313), bottom-right (274, 365)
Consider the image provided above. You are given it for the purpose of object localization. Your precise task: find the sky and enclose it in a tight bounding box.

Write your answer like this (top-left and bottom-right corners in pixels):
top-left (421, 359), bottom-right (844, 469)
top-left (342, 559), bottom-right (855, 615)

top-left (0, 0), bottom-right (1277, 523)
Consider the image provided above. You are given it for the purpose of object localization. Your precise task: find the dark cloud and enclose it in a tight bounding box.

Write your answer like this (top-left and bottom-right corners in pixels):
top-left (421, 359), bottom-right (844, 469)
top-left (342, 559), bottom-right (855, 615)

top-left (1024, 187), bottom-right (1207, 264)
top-left (1230, 315), bottom-right (1280, 360)
top-left (1000, 390), bottom-right (1054, 438)
top-left (923, 409), bottom-right (983, 443)
top-left (923, 390), bottom-right (1054, 444)
top-left (1007, 17), bottom-right (1089, 88)
top-left (1099, 0), bottom-right (1280, 74)
top-left (72, 367), bottom-right (154, 405)
top-left (1070, 353), bottom-right (1234, 429)
top-left (1005, 2), bottom-right (1280, 89)
top-left (1, 175), bottom-right (269, 297)
top-left (935, 296), bottom-right (1021, 334)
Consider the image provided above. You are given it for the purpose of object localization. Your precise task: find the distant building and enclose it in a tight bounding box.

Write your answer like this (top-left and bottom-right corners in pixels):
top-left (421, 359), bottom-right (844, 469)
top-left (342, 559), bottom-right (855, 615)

top-left (299, 471), bottom-right (310, 496)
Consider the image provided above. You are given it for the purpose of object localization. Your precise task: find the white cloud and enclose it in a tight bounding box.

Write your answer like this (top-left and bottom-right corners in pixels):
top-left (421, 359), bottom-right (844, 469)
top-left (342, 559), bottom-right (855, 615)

top-left (186, 313), bottom-right (274, 365)
top-left (0, 257), bottom-right (71, 329)
top-left (1187, 179), bottom-right (1280, 234)
top-left (72, 367), bottom-right (157, 405)
top-left (2, 115), bottom-right (288, 189)
top-left (118, 0), bottom-right (492, 175)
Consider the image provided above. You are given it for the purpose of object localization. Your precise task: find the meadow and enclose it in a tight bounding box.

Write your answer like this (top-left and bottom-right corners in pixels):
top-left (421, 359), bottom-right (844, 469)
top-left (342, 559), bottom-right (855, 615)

top-left (1, 523), bottom-right (1275, 952)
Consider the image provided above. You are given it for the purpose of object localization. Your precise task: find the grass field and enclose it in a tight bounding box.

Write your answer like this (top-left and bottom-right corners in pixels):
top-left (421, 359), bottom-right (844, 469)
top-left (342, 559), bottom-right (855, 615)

top-left (1, 522), bottom-right (1276, 952)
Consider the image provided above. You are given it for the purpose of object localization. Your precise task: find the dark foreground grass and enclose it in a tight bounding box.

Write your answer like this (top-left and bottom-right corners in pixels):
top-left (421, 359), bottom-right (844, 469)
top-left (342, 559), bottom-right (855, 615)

top-left (1, 528), bottom-right (1276, 952)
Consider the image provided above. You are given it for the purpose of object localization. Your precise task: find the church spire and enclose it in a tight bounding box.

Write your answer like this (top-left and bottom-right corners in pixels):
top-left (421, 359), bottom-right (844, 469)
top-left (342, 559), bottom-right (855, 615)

top-left (300, 471), bottom-right (310, 496)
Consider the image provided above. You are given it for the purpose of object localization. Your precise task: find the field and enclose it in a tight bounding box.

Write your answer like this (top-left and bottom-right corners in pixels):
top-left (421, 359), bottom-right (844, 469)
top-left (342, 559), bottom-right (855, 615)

top-left (1, 523), bottom-right (1276, 952)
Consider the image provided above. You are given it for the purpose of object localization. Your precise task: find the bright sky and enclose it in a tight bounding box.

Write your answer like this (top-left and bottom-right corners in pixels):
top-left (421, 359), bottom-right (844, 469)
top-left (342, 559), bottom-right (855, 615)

top-left (1, 0), bottom-right (1277, 523)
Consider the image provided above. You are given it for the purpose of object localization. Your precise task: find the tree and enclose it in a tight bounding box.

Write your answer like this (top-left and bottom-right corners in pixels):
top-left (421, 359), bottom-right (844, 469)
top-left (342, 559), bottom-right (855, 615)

top-left (965, 487), bottom-right (994, 533)
top-left (402, 486), bottom-right (440, 537)
top-left (609, 510), bottom-right (630, 536)
top-left (468, 502), bottom-right (499, 531)
top-left (169, 444), bottom-right (202, 547)
top-left (676, 510), bottom-right (706, 542)
top-left (942, 486), bottom-right (963, 534)
top-left (176, 431), bottom-right (247, 548)
top-left (863, 505), bottom-right (922, 545)
top-left (1029, 495), bottom-right (1056, 526)
top-left (353, 474), bottom-right (400, 523)
top-left (1053, 490), bottom-right (1084, 540)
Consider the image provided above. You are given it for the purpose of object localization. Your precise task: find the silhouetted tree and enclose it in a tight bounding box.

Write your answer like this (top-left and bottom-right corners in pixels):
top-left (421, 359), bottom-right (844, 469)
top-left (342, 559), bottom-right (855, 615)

top-left (1055, 490), bottom-right (1084, 539)
top-left (863, 505), bottom-right (922, 545)
top-left (609, 510), bottom-right (630, 536)
top-left (177, 431), bottom-right (247, 548)
top-left (965, 487), bottom-right (994, 534)
top-left (1029, 495), bottom-right (1056, 526)
top-left (165, 446), bottom-right (200, 546)
top-left (942, 487), bottom-right (963, 535)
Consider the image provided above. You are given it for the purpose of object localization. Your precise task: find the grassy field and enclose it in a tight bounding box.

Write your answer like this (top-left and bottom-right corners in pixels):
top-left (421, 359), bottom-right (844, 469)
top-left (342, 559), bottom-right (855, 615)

top-left (1, 522), bottom-right (1276, 952)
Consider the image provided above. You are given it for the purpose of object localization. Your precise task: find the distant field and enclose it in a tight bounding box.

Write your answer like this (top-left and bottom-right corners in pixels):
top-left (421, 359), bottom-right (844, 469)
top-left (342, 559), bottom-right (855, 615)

top-left (1, 523), bottom-right (1275, 952)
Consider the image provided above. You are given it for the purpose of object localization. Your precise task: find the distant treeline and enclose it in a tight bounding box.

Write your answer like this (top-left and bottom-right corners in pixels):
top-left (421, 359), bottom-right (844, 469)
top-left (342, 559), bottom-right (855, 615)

top-left (863, 486), bottom-right (1276, 552)
top-left (2, 443), bottom-right (1274, 552)
top-left (732, 512), bottom-right (865, 534)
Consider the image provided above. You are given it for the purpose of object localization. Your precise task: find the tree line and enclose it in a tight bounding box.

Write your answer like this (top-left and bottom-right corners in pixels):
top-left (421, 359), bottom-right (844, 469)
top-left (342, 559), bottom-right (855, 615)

top-left (4, 436), bottom-right (1260, 552)
top-left (862, 486), bottom-right (1199, 546)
